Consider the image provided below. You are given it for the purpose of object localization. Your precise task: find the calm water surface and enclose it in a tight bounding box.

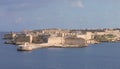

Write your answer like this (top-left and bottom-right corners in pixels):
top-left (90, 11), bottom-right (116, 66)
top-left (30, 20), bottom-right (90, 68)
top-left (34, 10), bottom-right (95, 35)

top-left (0, 33), bottom-right (120, 69)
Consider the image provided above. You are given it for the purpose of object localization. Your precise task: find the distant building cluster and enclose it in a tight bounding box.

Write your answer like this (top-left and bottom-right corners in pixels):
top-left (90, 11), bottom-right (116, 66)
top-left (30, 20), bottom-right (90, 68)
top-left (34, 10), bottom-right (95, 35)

top-left (4, 28), bottom-right (120, 47)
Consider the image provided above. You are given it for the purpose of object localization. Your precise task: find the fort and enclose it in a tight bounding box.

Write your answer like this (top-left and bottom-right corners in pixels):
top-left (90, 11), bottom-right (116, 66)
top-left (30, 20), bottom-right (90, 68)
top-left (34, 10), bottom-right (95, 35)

top-left (4, 28), bottom-right (120, 51)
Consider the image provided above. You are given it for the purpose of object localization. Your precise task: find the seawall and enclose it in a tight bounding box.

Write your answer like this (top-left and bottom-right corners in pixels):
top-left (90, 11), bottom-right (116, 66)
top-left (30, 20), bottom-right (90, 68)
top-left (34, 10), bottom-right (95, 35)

top-left (17, 43), bottom-right (88, 51)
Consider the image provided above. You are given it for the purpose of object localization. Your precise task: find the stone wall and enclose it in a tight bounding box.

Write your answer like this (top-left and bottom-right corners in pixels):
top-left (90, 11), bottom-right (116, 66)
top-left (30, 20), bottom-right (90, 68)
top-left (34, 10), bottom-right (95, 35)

top-left (48, 37), bottom-right (87, 46)
top-left (64, 37), bottom-right (86, 46)
top-left (48, 37), bottom-right (64, 44)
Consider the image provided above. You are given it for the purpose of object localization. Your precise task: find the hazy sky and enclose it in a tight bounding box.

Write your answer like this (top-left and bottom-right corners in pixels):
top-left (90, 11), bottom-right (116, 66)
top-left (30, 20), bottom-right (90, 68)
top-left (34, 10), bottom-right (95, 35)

top-left (0, 0), bottom-right (120, 31)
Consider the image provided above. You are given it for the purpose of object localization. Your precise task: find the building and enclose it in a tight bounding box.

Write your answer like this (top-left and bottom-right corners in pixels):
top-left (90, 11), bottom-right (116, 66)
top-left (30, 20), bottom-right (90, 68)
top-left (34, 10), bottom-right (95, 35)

top-left (48, 37), bottom-right (64, 44)
top-left (77, 32), bottom-right (94, 40)
top-left (14, 34), bottom-right (33, 45)
top-left (4, 32), bottom-right (16, 39)
top-left (48, 36), bottom-right (87, 46)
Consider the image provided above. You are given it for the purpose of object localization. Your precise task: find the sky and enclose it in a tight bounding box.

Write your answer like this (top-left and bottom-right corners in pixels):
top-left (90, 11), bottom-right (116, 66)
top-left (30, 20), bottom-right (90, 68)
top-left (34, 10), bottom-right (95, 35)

top-left (0, 0), bottom-right (120, 31)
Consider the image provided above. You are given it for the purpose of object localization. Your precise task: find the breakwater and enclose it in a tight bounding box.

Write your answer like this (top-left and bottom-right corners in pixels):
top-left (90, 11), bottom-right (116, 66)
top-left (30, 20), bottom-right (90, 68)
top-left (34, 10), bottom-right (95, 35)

top-left (17, 43), bottom-right (88, 51)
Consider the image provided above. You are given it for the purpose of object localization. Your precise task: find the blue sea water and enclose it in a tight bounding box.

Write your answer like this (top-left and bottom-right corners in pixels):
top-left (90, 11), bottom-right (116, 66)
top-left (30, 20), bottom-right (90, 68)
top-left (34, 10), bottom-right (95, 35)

top-left (0, 33), bottom-right (120, 69)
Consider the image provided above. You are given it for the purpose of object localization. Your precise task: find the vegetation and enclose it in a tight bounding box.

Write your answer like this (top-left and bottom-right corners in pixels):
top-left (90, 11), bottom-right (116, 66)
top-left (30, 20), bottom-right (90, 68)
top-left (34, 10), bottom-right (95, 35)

top-left (94, 34), bottom-right (116, 42)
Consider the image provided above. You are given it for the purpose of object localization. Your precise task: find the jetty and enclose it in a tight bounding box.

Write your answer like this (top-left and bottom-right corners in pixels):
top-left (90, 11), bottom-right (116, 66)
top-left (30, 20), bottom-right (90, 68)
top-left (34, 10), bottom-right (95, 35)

top-left (17, 43), bottom-right (88, 51)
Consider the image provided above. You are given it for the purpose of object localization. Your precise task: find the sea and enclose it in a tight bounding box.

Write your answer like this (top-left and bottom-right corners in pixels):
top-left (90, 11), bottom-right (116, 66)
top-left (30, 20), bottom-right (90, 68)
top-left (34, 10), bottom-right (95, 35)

top-left (0, 32), bottom-right (120, 69)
